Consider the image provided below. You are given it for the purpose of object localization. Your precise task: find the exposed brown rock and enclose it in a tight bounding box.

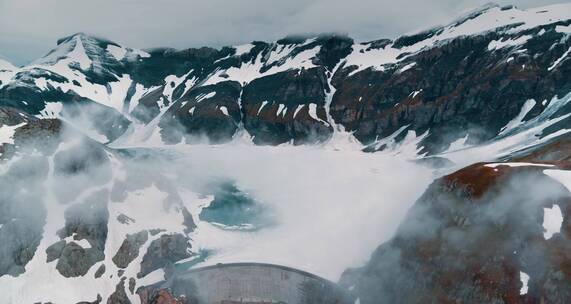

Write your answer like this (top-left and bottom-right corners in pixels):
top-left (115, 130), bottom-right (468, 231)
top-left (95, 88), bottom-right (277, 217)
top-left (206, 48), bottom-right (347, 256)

top-left (343, 162), bottom-right (571, 303)
top-left (112, 231), bottom-right (149, 269)
top-left (137, 234), bottom-right (191, 278)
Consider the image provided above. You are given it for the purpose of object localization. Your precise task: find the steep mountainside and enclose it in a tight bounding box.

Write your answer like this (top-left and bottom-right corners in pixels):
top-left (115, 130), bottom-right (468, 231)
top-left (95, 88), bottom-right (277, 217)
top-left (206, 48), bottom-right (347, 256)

top-left (341, 161), bottom-right (571, 303)
top-left (1, 3), bottom-right (570, 152)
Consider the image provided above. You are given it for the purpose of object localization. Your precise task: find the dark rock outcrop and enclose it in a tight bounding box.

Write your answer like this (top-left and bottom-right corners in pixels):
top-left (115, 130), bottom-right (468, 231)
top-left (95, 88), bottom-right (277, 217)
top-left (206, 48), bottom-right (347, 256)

top-left (0, 106), bottom-right (63, 159)
top-left (342, 163), bottom-right (571, 303)
top-left (138, 234), bottom-right (191, 278)
top-left (242, 67), bottom-right (333, 145)
top-left (95, 264), bottom-right (106, 278)
top-left (331, 23), bottom-right (571, 154)
top-left (52, 190), bottom-right (109, 277)
top-left (158, 81), bottom-right (242, 144)
top-left (56, 242), bottom-right (104, 278)
top-left (46, 240), bottom-right (66, 263)
top-left (112, 231), bottom-right (149, 269)
top-left (181, 208), bottom-right (196, 234)
top-left (107, 278), bottom-right (132, 304)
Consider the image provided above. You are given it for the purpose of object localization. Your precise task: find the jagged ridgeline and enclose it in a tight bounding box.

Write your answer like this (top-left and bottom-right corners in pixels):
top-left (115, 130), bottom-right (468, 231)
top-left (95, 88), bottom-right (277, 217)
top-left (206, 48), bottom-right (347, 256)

top-left (0, 3), bottom-right (569, 153)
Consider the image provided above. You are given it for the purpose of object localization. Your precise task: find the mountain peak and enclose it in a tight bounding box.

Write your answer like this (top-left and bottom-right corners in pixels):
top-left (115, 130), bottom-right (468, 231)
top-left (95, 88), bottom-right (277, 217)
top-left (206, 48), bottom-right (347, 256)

top-left (33, 34), bottom-right (92, 69)
top-left (445, 1), bottom-right (570, 35)
top-left (56, 32), bottom-right (86, 45)
top-left (32, 32), bottom-right (133, 75)
top-left (56, 32), bottom-right (118, 47)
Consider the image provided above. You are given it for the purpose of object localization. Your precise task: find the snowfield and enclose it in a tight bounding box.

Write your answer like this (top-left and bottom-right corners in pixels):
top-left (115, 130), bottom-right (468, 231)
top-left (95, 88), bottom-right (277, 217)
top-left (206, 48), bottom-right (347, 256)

top-left (0, 134), bottom-right (435, 304)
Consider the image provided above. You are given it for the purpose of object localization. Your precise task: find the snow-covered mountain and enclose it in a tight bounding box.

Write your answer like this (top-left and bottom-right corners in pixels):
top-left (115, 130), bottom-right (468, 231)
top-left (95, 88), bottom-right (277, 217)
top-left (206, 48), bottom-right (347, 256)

top-left (1, 3), bottom-right (569, 151)
top-left (0, 2), bottom-right (571, 304)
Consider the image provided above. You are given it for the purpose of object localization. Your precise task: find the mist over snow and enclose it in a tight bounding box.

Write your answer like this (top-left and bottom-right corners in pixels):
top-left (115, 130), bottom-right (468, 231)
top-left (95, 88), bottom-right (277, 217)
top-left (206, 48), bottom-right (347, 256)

top-left (0, 120), bottom-right (434, 302)
top-left (171, 142), bottom-right (434, 279)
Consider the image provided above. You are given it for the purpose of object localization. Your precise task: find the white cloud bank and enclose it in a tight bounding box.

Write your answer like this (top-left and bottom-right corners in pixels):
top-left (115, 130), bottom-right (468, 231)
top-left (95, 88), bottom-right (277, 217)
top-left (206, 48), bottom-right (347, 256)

top-left (0, 0), bottom-right (563, 65)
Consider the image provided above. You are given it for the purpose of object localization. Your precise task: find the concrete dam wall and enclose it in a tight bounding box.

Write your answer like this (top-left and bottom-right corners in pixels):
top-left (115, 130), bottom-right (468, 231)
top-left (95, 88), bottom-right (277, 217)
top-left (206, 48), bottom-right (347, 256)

top-left (140, 263), bottom-right (353, 304)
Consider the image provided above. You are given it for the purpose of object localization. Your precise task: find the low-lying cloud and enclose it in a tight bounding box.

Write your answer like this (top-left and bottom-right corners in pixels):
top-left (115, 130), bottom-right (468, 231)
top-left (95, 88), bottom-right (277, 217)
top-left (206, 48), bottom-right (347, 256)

top-left (0, 113), bottom-right (436, 302)
top-left (0, 0), bottom-right (563, 65)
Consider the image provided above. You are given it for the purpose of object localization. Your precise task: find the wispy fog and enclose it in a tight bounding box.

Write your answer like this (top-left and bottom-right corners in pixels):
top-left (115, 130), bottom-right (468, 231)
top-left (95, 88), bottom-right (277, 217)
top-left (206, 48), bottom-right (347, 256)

top-left (0, 119), bottom-right (434, 302)
top-left (172, 142), bottom-right (434, 279)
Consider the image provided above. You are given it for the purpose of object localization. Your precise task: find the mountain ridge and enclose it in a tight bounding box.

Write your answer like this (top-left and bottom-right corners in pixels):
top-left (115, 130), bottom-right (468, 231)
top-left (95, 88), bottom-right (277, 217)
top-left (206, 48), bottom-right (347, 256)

top-left (1, 3), bottom-right (571, 303)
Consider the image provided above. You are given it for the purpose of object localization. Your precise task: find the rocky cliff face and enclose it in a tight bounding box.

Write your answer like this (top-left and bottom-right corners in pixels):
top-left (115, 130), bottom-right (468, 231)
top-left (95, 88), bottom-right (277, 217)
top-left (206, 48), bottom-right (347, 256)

top-left (332, 22), bottom-right (571, 153)
top-left (1, 4), bottom-right (569, 151)
top-left (341, 160), bottom-right (571, 303)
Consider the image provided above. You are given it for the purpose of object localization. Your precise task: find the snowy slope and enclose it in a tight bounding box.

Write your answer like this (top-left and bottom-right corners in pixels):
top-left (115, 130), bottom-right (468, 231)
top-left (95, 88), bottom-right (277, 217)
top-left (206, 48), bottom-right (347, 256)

top-left (0, 58), bottom-right (17, 89)
top-left (344, 3), bottom-right (571, 74)
top-left (2, 2), bottom-right (569, 149)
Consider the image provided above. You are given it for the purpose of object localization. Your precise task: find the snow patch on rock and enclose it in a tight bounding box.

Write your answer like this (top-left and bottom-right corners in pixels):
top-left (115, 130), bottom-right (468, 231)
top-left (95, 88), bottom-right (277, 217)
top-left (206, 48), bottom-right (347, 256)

top-left (0, 123), bottom-right (25, 145)
top-left (519, 271), bottom-right (530, 295)
top-left (106, 45), bottom-right (127, 61)
top-left (499, 99), bottom-right (536, 135)
top-left (542, 204), bottom-right (563, 240)
top-left (488, 35), bottom-right (532, 51)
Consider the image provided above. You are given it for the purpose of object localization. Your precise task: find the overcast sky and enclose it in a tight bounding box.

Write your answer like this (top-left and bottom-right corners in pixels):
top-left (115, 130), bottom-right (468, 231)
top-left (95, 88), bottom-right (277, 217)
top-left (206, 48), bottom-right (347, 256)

top-left (0, 0), bottom-right (563, 65)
